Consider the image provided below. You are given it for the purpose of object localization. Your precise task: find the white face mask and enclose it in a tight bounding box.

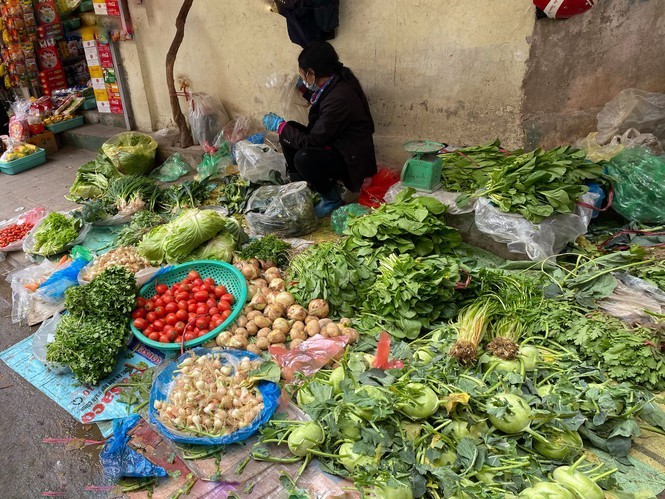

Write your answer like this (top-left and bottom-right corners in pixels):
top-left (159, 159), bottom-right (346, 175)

top-left (303, 72), bottom-right (320, 92)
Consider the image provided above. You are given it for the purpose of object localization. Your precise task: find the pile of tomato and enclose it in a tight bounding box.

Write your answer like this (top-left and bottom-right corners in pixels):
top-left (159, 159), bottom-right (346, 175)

top-left (131, 270), bottom-right (236, 344)
top-left (0, 222), bottom-right (34, 248)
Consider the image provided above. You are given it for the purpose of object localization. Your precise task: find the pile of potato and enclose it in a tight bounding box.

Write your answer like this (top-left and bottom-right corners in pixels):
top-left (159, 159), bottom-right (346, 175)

top-left (216, 263), bottom-right (359, 355)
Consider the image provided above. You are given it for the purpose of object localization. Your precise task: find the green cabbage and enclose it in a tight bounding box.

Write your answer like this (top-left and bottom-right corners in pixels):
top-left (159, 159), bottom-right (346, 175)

top-left (188, 232), bottom-right (236, 262)
top-left (138, 209), bottom-right (228, 264)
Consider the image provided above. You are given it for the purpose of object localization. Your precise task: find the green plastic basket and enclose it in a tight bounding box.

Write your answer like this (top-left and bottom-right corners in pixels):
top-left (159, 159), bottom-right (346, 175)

top-left (130, 260), bottom-right (248, 351)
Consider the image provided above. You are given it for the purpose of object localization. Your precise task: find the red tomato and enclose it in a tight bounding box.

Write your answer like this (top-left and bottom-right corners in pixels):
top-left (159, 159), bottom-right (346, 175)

top-left (148, 332), bottom-right (160, 341)
top-left (193, 278), bottom-right (203, 286)
top-left (132, 308), bottom-right (146, 320)
top-left (203, 277), bottom-right (215, 286)
top-left (144, 326), bottom-right (154, 336)
top-left (181, 284), bottom-right (192, 293)
top-left (208, 307), bottom-right (219, 317)
top-left (206, 298), bottom-right (217, 309)
top-left (214, 286), bottom-right (226, 298)
top-left (195, 317), bottom-right (209, 329)
top-left (181, 277), bottom-right (192, 285)
top-left (211, 319), bottom-right (222, 328)
top-left (188, 313), bottom-right (197, 321)
top-left (165, 302), bottom-right (178, 314)
top-left (166, 331), bottom-right (176, 342)
top-left (165, 313), bottom-right (178, 326)
top-left (171, 284), bottom-right (180, 293)
top-left (222, 293), bottom-right (235, 304)
top-left (159, 335), bottom-right (170, 343)
top-left (175, 292), bottom-right (189, 302)
top-left (211, 313), bottom-right (222, 322)
top-left (184, 332), bottom-right (195, 341)
top-left (187, 298), bottom-right (197, 305)
top-left (146, 312), bottom-right (157, 323)
top-left (191, 286), bottom-right (201, 294)
top-left (218, 300), bottom-right (231, 312)
top-left (133, 318), bottom-right (147, 330)
top-left (154, 298), bottom-right (165, 308)
top-left (144, 300), bottom-right (155, 311)
top-left (200, 284), bottom-right (212, 293)
top-left (194, 291), bottom-right (208, 302)
top-left (196, 304), bottom-right (208, 315)
top-left (155, 284), bottom-right (168, 295)
top-left (188, 303), bottom-right (198, 313)
top-left (153, 319), bottom-right (165, 332)
top-left (188, 270), bottom-right (200, 279)
top-left (221, 309), bottom-right (232, 320)
top-left (154, 307), bottom-right (166, 318)
top-left (137, 297), bottom-right (146, 307)
top-left (162, 295), bottom-right (174, 304)
top-left (174, 335), bottom-right (183, 344)
top-left (175, 321), bottom-right (185, 333)
top-left (175, 309), bottom-right (188, 321)
top-left (177, 300), bottom-right (188, 310)
top-left (198, 330), bottom-right (208, 337)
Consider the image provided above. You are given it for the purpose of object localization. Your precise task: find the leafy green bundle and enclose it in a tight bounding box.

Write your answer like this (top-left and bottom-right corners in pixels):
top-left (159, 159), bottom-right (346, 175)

top-left (31, 212), bottom-right (82, 256)
top-left (67, 155), bottom-right (120, 201)
top-left (344, 188), bottom-right (461, 259)
top-left (47, 267), bottom-right (137, 385)
top-left (467, 146), bottom-right (603, 224)
top-left (287, 242), bottom-right (373, 318)
top-left (237, 234), bottom-right (292, 268)
top-left (440, 140), bottom-right (513, 192)
top-left (360, 253), bottom-right (460, 339)
top-left (114, 210), bottom-right (168, 247)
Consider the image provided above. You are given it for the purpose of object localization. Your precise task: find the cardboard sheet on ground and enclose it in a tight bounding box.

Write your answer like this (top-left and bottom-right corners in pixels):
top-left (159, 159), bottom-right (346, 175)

top-left (0, 335), bottom-right (172, 425)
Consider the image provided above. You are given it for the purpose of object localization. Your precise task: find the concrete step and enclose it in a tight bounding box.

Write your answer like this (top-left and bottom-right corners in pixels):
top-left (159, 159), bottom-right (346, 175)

top-left (61, 123), bottom-right (128, 152)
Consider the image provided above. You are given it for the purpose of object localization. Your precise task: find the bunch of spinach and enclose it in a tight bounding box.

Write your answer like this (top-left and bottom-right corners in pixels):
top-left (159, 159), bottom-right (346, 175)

top-left (287, 242), bottom-right (373, 318)
top-left (47, 267), bottom-right (137, 385)
top-left (359, 253), bottom-right (460, 339)
top-left (344, 188), bottom-right (461, 258)
top-left (439, 139), bottom-right (514, 192)
top-left (237, 234), bottom-right (292, 269)
top-left (461, 146), bottom-right (604, 224)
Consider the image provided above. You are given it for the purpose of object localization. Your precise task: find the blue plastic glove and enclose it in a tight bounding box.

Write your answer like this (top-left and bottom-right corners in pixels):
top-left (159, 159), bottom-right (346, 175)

top-left (262, 112), bottom-right (285, 132)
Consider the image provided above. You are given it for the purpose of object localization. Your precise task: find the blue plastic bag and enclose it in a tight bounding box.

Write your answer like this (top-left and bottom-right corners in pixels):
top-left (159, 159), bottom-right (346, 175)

top-left (35, 257), bottom-right (92, 304)
top-left (100, 414), bottom-right (168, 481)
top-left (149, 348), bottom-right (280, 445)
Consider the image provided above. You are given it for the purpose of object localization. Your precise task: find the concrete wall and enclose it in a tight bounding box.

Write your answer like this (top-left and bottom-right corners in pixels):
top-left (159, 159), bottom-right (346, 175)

top-left (522, 0), bottom-right (665, 149)
top-left (119, 0), bottom-right (535, 165)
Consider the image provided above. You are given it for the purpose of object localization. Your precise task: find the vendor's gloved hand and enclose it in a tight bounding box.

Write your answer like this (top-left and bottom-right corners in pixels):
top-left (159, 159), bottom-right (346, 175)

top-left (262, 112), bottom-right (285, 132)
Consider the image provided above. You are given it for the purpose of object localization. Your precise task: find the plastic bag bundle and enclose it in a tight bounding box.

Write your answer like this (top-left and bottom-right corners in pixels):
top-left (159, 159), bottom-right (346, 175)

top-left (188, 92), bottom-right (231, 146)
top-left (100, 414), bottom-right (168, 480)
top-left (149, 153), bottom-right (191, 182)
top-left (606, 148), bottom-right (665, 224)
top-left (148, 349), bottom-right (280, 445)
top-left (331, 203), bottom-right (370, 235)
top-left (597, 89), bottom-right (665, 144)
top-left (358, 167), bottom-right (400, 208)
top-left (196, 143), bottom-right (232, 179)
top-left (235, 140), bottom-right (287, 183)
top-left (245, 181), bottom-right (317, 237)
top-left (101, 132), bottom-right (158, 176)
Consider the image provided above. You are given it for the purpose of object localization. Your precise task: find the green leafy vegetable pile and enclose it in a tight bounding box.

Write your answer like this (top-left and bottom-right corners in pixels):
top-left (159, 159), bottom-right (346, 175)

top-left (360, 253), bottom-right (460, 339)
top-left (210, 175), bottom-right (254, 215)
top-left (344, 188), bottom-right (461, 259)
top-left (287, 242), bottom-right (373, 318)
top-left (67, 155), bottom-right (120, 201)
top-left (159, 179), bottom-right (214, 213)
top-left (237, 234), bottom-right (292, 269)
top-left (114, 210), bottom-right (168, 247)
top-left (440, 140), bottom-right (513, 192)
top-left (47, 267), bottom-right (137, 385)
top-left (463, 146), bottom-right (604, 223)
top-left (30, 212), bottom-right (82, 256)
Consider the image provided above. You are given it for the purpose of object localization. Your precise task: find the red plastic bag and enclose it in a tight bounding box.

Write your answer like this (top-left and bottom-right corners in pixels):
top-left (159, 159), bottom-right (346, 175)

top-left (358, 167), bottom-right (400, 208)
top-left (270, 334), bottom-right (349, 382)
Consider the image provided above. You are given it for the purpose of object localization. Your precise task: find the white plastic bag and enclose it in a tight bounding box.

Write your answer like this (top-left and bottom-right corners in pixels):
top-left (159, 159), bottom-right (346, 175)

top-left (32, 312), bottom-right (69, 374)
top-left (188, 92), bottom-right (231, 146)
top-left (22, 211), bottom-right (91, 258)
top-left (384, 182), bottom-right (476, 215)
top-left (474, 190), bottom-right (601, 261)
top-left (0, 207), bottom-right (47, 252)
top-left (245, 181), bottom-right (317, 237)
top-left (235, 141), bottom-right (287, 183)
top-left (264, 73), bottom-right (310, 123)
top-left (599, 273), bottom-right (665, 324)
top-left (7, 259), bottom-right (59, 324)
top-left (597, 89), bottom-right (665, 144)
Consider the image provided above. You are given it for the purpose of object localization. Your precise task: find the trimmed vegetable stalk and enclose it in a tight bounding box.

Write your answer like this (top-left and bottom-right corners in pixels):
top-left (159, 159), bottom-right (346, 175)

top-left (449, 299), bottom-right (497, 364)
top-left (551, 456), bottom-right (616, 499)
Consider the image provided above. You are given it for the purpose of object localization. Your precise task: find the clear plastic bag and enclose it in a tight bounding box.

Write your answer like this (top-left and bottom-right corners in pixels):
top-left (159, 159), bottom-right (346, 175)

top-left (597, 89), bottom-right (665, 144)
top-left (0, 138), bottom-right (39, 162)
top-left (235, 140), bottom-right (287, 183)
top-left (474, 189), bottom-right (601, 261)
top-left (264, 73), bottom-right (309, 123)
top-left (196, 142), bottom-right (233, 179)
top-left (31, 312), bottom-right (69, 374)
top-left (269, 335), bottom-right (349, 383)
top-left (576, 132), bottom-right (625, 162)
top-left (245, 181), bottom-right (317, 237)
top-left (148, 348), bottom-right (280, 445)
top-left (0, 207), bottom-right (47, 252)
top-left (100, 414), bottom-right (168, 480)
top-left (7, 259), bottom-right (60, 324)
top-left (384, 182), bottom-right (477, 215)
top-left (607, 148), bottom-right (665, 224)
top-left (188, 92), bottom-right (231, 147)
top-left (215, 115), bottom-right (251, 147)
top-left (22, 212), bottom-right (92, 257)
top-left (149, 153), bottom-right (191, 182)
top-left (599, 273), bottom-right (665, 324)
top-left (101, 132), bottom-right (159, 176)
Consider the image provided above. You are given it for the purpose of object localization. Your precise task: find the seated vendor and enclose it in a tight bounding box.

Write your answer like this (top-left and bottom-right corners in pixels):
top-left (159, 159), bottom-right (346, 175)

top-left (263, 41), bottom-right (377, 218)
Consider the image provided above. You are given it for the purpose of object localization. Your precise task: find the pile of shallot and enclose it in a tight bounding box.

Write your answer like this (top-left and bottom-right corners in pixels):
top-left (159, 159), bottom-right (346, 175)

top-left (155, 353), bottom-right (264, 437)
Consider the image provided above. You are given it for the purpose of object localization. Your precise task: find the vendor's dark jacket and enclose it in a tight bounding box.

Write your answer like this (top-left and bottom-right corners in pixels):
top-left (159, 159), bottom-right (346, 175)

top-left (280, 75), bottom-right (377, 192)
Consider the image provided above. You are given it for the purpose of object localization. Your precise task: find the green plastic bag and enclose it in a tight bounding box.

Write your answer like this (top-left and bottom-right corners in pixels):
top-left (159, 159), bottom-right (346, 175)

top-left (607, 148), bottom-right (665, 223)
top-left (196, 142), bottom-right (232, 179)
top-left (331, 203), bottom-right (371, 234)
top-left (101, 132), bottom-right (158, 176)
top-left (149, 153), bottom-right (191, 182)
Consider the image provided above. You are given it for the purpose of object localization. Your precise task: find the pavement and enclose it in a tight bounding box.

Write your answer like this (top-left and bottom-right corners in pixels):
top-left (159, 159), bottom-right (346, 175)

top-left (0, 147), bottom-right (104, 499)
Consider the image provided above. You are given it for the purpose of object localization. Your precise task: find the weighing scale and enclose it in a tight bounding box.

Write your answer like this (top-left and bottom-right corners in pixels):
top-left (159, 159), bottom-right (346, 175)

top-left (401, 140), bottom-right (446, 193)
